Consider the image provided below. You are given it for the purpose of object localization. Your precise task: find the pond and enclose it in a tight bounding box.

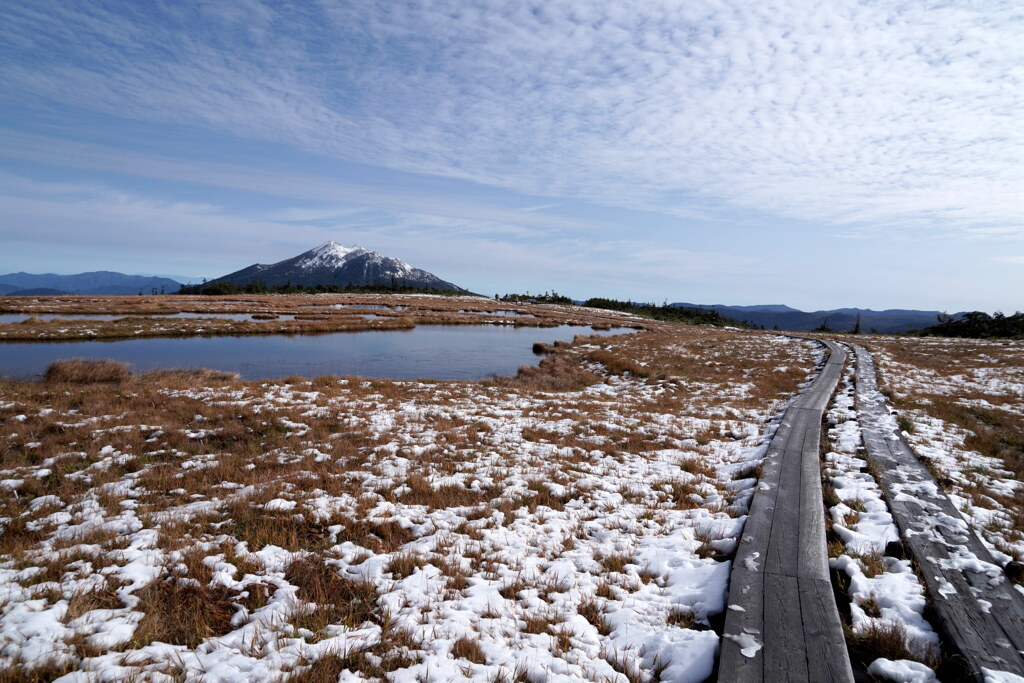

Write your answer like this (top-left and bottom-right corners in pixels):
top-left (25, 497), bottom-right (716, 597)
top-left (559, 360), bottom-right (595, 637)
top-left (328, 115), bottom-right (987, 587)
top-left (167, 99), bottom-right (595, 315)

top-left (0, 325), bottom-right (631, 381)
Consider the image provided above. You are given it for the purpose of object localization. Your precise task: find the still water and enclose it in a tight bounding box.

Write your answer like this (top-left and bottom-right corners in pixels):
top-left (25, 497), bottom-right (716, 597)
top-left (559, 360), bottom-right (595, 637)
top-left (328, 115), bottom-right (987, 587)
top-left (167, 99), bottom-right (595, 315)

top-left (0, 325), bottom-right (630, 380)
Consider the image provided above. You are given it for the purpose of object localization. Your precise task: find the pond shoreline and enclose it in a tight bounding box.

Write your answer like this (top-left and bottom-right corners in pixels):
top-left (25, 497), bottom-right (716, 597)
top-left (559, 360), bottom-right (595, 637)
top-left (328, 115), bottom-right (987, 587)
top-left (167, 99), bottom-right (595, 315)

top-left (0, 324), bottom-right (635, 381)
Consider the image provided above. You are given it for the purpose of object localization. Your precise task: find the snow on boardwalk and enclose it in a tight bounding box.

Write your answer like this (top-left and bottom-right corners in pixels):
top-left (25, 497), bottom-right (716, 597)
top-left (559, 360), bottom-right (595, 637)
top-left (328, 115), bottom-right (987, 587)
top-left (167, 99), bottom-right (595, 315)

top-left (719, 340), bottom-right (854, 683)
top-left (852, 344), bottom-right (1024, 680)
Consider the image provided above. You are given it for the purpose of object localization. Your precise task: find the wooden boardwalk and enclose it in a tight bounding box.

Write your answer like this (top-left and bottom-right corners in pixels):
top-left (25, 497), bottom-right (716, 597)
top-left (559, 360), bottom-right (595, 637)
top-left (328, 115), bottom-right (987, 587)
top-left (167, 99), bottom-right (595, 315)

top-left (852, 344), bottom-right (1024, 680)
top-left (719, 340), bottom-right (854, 682)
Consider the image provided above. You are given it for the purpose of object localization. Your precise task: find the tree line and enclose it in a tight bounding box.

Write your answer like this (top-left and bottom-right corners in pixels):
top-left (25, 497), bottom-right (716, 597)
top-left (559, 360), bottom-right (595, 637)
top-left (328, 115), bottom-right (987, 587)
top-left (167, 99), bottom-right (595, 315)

top-left (918, 311), bottom-right (1024, 339)
top-left (177, 281), bottom-right (465, 296)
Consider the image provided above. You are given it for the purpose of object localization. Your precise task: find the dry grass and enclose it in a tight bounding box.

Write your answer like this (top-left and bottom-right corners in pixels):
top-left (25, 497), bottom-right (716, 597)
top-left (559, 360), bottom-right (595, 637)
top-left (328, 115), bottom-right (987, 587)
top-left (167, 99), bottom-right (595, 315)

top-left (845, 620), bottom-right (938, 670)
top-left (0, 304), bottom-right (824, 679)
top-left (285, 555), bottom-right (380, 633)
top-left (0, 661), bottom-right (78, 683)
top-left (0, 293), bottom-right (644, 342)
top-left (451, 636), bottom-right (487, 664)
top-left (666, 606), bottom-right (695, 628)
top-left (44, 358), bottom-right (131, 384)
top-left (132, 577), bottom-right (237, 648)
top-left (386, 551), bottom-right (426, 579)
top-left (489, 351), bottom-right (603, 392)
top-left (578, 599), bottom-right (612, 636)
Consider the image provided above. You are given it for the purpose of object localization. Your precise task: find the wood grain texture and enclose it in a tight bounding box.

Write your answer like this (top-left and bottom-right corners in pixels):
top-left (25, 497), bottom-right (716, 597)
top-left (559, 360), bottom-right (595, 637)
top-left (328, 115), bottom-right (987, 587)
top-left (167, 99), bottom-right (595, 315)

top-left (853, 344), bottom-right (1024, 680)
top-left (720, 340), bottom-right (853, 683)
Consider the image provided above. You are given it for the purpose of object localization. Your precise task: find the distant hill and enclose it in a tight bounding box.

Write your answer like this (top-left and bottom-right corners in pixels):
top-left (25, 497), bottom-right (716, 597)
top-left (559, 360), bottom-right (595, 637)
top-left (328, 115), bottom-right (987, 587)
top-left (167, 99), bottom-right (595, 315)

top-left (206, 241), bottom-right (463, 291)
top-left (671, 303), bottom-right (951, 333)
top-left (0, 271), bottom-right (183, 296)
top-left (675, 305), bottom-right (802, 315)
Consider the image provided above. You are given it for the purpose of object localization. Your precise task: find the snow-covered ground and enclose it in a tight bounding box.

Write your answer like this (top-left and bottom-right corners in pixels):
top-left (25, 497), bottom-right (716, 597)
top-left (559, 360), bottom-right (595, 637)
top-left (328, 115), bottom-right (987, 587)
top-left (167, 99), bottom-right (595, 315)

top-left (821, 353), bottom-right (939, 679)
top-left (864, 337), bottom-right (1024, 563)
top-left (0, 326), bottom-right (818, 681)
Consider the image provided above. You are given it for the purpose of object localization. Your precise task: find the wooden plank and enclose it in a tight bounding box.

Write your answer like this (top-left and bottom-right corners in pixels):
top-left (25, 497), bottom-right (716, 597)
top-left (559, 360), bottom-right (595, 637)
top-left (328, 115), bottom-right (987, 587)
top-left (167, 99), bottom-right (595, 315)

top-left (797, 413), bottom-right (828, 580)
top-left (763, 573), bottom-right (807, 682)
top-left (733, 412), bottom-right (789, 571)
top-left (719, 568), bottom-right (765, 683)
top-left (801, 577), bottom-right (855, 683)
top-left (852, 344), bottom-right (1024, 679)
top-left (763, 442), bottom-right (801, 575)
top-left (721, 340), bottom-right (852, 682)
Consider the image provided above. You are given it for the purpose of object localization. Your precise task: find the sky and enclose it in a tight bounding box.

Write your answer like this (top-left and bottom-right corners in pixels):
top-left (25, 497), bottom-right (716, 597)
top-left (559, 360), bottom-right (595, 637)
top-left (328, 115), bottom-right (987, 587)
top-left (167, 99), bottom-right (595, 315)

top-left (1, 1), bottom-right (1022, 312)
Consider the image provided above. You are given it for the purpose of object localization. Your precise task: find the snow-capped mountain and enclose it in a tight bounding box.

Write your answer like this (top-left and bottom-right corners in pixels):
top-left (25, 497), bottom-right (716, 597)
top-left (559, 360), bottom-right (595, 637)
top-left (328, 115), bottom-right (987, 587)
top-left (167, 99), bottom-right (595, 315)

top-left (207, 242), bottom-right (463, 291)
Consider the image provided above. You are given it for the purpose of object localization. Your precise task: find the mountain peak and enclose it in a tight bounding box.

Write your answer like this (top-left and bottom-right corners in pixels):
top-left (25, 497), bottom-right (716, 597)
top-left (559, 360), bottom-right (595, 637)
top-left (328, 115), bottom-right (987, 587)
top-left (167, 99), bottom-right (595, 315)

top-left (299, 242), bottom-right (369, 270)
top-left (314, 240), bottom-right (361, 251)
top-left (207, 242), bottom-right (462, 291)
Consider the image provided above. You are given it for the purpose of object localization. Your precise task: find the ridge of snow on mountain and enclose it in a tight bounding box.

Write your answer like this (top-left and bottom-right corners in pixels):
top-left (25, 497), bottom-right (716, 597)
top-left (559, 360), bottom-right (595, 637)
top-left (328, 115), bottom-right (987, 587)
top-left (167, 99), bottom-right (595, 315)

top-left (208, 241), bottom-right (462, 291)
top-left (296, 241), bottom-right (368, 270)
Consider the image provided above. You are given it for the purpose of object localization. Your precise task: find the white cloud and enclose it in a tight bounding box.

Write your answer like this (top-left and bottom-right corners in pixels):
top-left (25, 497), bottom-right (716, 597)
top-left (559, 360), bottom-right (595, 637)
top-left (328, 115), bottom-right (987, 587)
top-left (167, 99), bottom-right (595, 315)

top-left (0, 175), bottom-right (749, 299)
top-left (1, 0), bottom-right (1022, 237)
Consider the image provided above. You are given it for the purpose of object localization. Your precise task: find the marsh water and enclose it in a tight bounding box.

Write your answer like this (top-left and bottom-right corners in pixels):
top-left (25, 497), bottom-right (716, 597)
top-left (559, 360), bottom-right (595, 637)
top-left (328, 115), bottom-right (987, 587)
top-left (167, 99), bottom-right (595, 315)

top-left (0, 324), bottom-right (629, 380)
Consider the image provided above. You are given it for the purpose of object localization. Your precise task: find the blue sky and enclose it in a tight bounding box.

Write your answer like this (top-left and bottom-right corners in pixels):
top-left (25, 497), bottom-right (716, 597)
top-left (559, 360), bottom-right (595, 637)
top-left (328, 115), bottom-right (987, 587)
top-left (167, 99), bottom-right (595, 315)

top-left (1, 1), bottom-right (1022, 312)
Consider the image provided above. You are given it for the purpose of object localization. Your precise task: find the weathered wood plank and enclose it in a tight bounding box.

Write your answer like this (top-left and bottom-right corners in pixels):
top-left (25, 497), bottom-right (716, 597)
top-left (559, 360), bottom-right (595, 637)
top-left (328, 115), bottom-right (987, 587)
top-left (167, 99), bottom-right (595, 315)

top-left (801, 576), bottom-right (856, 682)
top-left (763, 573), bottom-right (807, 682)
top-left (719, 568), bottom-right (765, 683)
top-left (797, 414), bottom-right (828, 580)
top-left (853, 344), bottom-right (1024, 679)
top-left (720, 340), bottom-right (852, 683)
top-left (764, 423), bottom-right (804, 575)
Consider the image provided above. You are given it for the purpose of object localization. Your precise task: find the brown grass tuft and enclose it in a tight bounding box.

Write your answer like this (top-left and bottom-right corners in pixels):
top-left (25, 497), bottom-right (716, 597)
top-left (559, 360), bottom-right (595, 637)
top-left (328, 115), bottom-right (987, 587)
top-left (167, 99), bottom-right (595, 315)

top-left (666, 606), bottom-right (695, 628)
top-left (45, 358), bottom-right (131, 384)
top-left (285, 554), bottom-right (379, 631)
top-left (132, 578), bottom-right (237, 648)
top-left (452, 636), bottom-right (488, 664)
top-left (845, 620), bottom-right (937, 669)
top-left (491, 352), bottom-right (602, 392)
top-left (578, 599), bottom-right (612, 636)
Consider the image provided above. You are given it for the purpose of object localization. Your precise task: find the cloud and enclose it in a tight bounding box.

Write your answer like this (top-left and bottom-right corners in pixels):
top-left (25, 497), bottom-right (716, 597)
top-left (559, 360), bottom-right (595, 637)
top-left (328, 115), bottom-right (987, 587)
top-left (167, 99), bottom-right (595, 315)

top-left (0, 173), bottom-right (746, 299)
top-left (2, 1), bottom-right (1022, 237)
top-left (0, 131), bottom-right (593, 238)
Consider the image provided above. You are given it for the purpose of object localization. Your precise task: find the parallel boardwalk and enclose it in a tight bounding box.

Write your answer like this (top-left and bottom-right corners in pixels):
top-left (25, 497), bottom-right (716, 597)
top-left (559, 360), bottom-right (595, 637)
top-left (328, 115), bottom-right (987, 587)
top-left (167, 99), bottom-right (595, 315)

top-left (852, 344), bottom-right (1024, 680)
top-left (719, 341), bottom-right (853, 683)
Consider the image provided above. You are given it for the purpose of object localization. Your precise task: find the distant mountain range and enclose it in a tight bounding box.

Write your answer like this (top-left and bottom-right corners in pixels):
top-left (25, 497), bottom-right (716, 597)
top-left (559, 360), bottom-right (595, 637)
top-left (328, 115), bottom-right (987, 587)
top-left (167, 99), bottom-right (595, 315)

top-left (0, 271), bottom-right (183, 296)
top-left (672, 303), bottom-right (952, 333)
top-left (206, 241), bottom-right (463, 291)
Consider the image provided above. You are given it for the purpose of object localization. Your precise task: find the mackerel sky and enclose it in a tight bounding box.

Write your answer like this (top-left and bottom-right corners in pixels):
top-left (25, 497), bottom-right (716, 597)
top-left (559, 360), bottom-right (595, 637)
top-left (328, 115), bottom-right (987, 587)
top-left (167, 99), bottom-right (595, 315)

top-left (2, 1), bottom-right (1022, 312)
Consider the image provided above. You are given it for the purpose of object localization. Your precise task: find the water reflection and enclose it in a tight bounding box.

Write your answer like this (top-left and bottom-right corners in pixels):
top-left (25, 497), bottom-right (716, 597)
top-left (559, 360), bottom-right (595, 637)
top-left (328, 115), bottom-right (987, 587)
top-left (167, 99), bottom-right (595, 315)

top-left (0, 325), bottom-right (632, 380)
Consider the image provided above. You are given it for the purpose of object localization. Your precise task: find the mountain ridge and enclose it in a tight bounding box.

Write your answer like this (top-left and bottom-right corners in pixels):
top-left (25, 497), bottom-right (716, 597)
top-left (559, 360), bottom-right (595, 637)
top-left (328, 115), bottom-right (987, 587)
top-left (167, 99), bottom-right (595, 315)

top-left (0, 271), bottom-right (183, 296)
top-left (206, 241), bottom-right (463, 291)
top-left (672, 302), bottom-right (952, 333)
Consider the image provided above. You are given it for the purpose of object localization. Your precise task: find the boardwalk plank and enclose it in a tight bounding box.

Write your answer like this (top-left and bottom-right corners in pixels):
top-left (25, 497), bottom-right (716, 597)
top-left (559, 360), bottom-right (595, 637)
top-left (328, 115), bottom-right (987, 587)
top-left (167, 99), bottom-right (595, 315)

top-left (853, 344), bottom-right (1024, 680)
top-left (796, 414), bottom-right (828, 580)
top-left (801, 576), bottom-right (855, 682)
top-left (719, 568), bottom-right (765, 683)
top-left (763, 573), bottom-right (807, 682)
top-left (720, 340), bottom-right (852, 683)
